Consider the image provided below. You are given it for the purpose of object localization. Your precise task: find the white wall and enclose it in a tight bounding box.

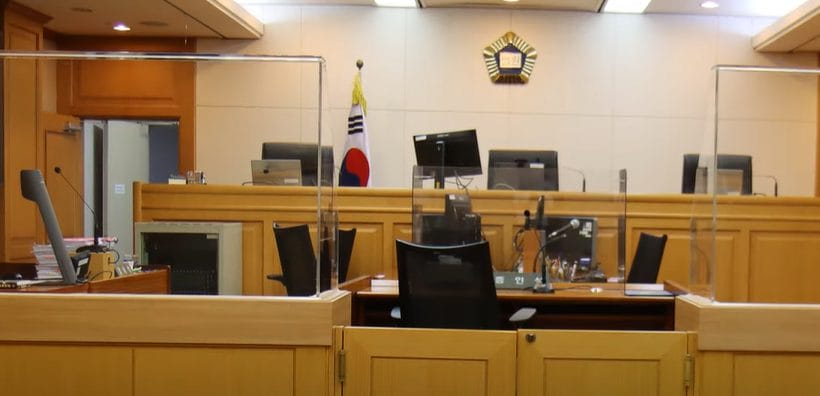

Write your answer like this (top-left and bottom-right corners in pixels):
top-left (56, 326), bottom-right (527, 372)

top-left (196, 6), bottom-right (816, 195)
top-left (104, 121), bottom-right (150, 255)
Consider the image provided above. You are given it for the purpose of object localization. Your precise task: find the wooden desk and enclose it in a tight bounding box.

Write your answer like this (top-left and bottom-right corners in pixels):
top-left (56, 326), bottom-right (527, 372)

top-left (0, 266), bottom-right (170, 294)
top-left (348, 280), bottom-right (675, 330)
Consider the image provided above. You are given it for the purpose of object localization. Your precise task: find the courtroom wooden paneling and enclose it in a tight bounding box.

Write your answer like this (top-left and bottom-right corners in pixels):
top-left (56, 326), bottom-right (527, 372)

top-left (135, 184), bottom-right (820, 302)
top-left (342, 327), bottom-right (516, 396)
top-left (1, 4), bottom-right (46, 261)
top-left (517, 330), bottom-right (688, 396)
top-left (749, 230), bottom-right (820, 303)
top-left (43, 111), bottom-right (83, 237)
top-left (134, 347), bottom-right (298, 396)
top-left (0, 344), bottom-right (133, 396)
top-left (55, 36), bottom-right (196, 172)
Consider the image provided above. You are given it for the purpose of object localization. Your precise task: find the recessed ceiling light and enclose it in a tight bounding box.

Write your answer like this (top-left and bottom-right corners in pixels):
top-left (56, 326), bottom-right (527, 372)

top-left (602, 0), bottom-right (652, 14)
top-left (374, 0), bottom-right (418, 7)
top-left (503, 0), bottom-right (520, 2)
top-left (700, 1), bottom-right (719, 9)
top-left (112, 22), bottom-right (131, 32)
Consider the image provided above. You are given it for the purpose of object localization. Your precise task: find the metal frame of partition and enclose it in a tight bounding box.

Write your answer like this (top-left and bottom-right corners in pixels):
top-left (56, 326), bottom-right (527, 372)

top-left (0, 50), bottom-right (335, 297)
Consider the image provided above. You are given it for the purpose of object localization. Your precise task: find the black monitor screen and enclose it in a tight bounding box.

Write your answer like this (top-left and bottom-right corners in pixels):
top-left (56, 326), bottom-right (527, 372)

top-left (413, 129), bottom-right (482, 187)
top-left (487, 150), bottom-right (558, 191)
top-left (261, 143), bottom-right (334, 186)
top-left (542, 216), bottom-right (597, 266)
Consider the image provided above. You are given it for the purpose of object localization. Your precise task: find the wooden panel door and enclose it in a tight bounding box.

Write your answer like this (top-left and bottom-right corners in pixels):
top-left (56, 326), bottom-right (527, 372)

top-left (517, 330), bottom-right (688, 396)
top-left (133, 346), bottom-right (310, 396)
top-left (0, 344), bottom-right (132, 396)
top-left (342, 327), bottom-right (517, 396)
top-left (43, 112), bottom-right (84, 238)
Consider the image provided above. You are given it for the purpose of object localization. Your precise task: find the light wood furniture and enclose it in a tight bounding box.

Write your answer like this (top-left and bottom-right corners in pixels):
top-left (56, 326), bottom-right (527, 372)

top-left (349, 281), bottom-right (676, 330)
top-left (338, 326), bottom-right (691, 396)
top-left (0, 290), bottom-right (350, 396)
top-left (676, 294), bottom-right (820, 395)
top-left (135, 183), bottom-right (820, 303)
top-left (0, 266), bottom-right (170, 294)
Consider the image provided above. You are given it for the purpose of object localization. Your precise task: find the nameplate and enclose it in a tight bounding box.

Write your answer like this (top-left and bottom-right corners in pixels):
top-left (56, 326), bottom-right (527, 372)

top-left (494, 272), bottom-right (537, 290)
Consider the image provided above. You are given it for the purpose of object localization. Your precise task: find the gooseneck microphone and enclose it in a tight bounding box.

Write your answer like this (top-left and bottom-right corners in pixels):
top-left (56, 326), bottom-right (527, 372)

top-left (523, 209), bottom-right (532, 230)
top-left (547, 218), bottom-right (581, 239)
top-left (54, 166), bottom-right (104, 252)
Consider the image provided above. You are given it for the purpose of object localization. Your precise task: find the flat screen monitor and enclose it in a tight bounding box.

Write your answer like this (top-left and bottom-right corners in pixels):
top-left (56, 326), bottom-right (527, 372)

top-left (541, 216), bottom-right (597, 267)
top-left (413, 129), bottom-right (482, 188)
top-left (487, 150), bottom-right (558, 191)
top-left (251, 159), bottom-right (302, 186)
top-left (261, 143), bottom-right (334, 186)
top-left (682, 154), bottom-right (752, 195)
top-left (20, 169), bottom-right (77, 284)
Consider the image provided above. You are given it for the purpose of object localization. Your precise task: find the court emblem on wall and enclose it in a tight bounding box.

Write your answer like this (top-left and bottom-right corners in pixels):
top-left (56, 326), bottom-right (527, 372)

top-left (483, 32), bottom-right (537, 84)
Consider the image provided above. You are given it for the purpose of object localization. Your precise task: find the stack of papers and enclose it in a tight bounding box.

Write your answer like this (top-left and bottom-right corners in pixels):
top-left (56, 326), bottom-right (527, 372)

top-left (31, 238), bottom-right (96, 280)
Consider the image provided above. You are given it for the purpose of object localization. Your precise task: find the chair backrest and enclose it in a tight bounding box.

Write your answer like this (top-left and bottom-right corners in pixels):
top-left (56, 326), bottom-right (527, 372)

top-left (682, 153), bottom-right (752, 195)
top-left (626, 233), bottom-right (668, 283)
top-left (487, 149), bottom-right (559, 191)
top-left (273, 224), bottom-right (317, 296)
top-left (396, 239), bottom-right (499, 329)
top-left (337, 228), bottom-right (357, 283)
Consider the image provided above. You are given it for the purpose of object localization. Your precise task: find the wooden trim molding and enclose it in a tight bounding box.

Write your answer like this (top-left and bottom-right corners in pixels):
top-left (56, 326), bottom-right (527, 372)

top-left (676, 294), bottom-right (820, 352)
top-left (0, 290), bottom-right (351, 346)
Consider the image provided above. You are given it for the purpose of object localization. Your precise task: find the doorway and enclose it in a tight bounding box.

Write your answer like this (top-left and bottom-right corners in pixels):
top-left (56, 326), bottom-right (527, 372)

top-left (83, 119), bottom-right (179, 255)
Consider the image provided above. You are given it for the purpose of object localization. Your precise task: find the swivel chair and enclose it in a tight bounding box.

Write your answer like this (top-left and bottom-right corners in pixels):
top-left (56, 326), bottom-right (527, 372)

top-left (268, 224), bottom-right (357, 296)
top-left (626, 233), bottom-right (668, 284)
top-left (395, 239), bottom-right (534, 329)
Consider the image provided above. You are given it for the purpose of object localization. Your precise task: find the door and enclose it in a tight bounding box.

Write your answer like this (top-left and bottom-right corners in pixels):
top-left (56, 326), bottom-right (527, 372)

top-left (341, 327), bottom-right (517, 396)
top-left (517, 330), bottom-right (688, 396)
top-left (43, 112), bottom-right (84, 238)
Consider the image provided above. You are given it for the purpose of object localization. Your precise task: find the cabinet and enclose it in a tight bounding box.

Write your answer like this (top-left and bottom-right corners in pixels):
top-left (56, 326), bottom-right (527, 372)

top-left (340, 327), bottom-right (690, 396)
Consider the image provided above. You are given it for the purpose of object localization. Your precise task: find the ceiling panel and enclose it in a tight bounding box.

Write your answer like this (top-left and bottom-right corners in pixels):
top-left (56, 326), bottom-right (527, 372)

top-left (647, 0), bottom-right (810, 18)
top-left (13, 0), bottom-right (262, 38)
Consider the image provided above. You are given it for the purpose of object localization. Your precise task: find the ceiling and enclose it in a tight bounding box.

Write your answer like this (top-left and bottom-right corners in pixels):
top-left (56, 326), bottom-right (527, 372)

top-left (10, 0), bottom-right (819, 53)
top-left (13, 0), bottom-right (264, 38)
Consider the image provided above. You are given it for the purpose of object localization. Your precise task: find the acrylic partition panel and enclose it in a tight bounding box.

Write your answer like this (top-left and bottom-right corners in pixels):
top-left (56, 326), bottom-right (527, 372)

top-left (689, 65), bottom-right (820, 303)
top-left (411, 165), bottom-right (626, 294)
top-left (1, 50), bottom-right (336, 298)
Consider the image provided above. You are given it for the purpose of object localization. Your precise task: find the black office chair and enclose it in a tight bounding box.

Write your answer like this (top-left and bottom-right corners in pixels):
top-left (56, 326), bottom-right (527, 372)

top-left (268, 224), bottom-right (317, 296)
top-left (487, 149), bottom-right (559, 191)
top-left (268, 224), bottom-right (357, 295)
top-left (626, 233), bottom-right (668, 284)
top-left (396, 239), bottom-right (534, 329)
top-left (682, 153), bottom-right (752, 195)
top-left (336, 228), bottom-right (357, 283)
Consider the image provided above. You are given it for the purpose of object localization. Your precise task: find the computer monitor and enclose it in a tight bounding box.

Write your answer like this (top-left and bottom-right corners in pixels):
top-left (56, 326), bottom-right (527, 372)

top-left (261, 142), bottom-right (334, 186)
top-left (250, 159), bottom-right (302, 186)
top-left (413, 129), bottom-right (482, 189)
top-left (487, 150), bottom-right (559, 191)
top-left (416, 194), bottom-right (482, 246)
top-left (541, 216), bottom-right (597, 266)
top-left (20, 169), bottom-right (77, 284)
top-left (682, 154), bottom-right (752, 195)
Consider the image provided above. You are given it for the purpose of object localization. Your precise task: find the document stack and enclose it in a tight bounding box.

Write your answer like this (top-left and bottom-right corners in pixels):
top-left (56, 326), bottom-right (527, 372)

top-left (32, 238), bottom-right (95, 279)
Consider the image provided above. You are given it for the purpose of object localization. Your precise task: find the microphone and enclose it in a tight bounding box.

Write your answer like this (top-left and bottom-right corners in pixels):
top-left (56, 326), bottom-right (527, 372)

top-left (547, 218), bottom-right (580, 239)
top-left (755, 175), bottom-right (779, 197)
top-left (54, 166), bottom-right (104, 252)
top-left (534, 195), bottom-right (545, 229)
top-left (563, 167), bottom-right (587, 192)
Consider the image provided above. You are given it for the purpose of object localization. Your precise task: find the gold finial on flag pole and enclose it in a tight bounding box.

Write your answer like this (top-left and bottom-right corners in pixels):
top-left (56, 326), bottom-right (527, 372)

top-left (356, 59), bottom-right (364, 70)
